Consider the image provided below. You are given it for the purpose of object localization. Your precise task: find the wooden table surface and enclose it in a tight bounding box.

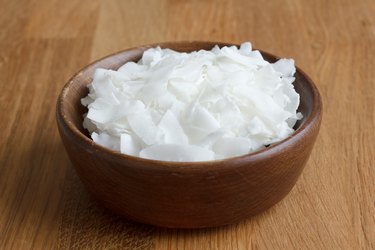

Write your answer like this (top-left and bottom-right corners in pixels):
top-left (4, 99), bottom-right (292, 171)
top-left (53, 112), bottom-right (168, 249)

top-left (1, 0), bottom-right (374, 249)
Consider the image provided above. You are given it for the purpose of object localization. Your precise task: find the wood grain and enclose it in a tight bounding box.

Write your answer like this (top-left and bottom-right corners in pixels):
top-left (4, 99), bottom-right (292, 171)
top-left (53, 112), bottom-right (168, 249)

top-left (0, 0), bottom-right (374, 249)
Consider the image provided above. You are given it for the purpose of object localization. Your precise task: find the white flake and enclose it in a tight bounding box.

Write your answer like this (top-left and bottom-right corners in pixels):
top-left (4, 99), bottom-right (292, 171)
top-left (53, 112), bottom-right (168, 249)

top-left (139, 144), bottom-right (215, 162)
top-left (81, 42), bottom-right (302, 161)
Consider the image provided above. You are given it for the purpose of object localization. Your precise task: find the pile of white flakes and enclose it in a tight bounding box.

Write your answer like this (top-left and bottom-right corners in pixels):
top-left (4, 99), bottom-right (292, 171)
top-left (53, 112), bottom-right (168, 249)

top-left (82, 42), bottom-right (302, 162)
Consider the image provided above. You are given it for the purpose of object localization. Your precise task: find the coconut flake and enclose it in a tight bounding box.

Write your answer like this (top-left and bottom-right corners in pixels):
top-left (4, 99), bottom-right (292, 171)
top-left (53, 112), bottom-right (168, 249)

top-left (139, 144), bottom-right (214, 162)
top-left (91, 132), bottom-right (120, 151)
top-left (187, 104), bottom-right (220, 132)
top-left (158, 110), bottom-right (188, 144)
top-left (127, 112), bottom-right (161, 145)
top-left (213, 137), bottom-right (253, 158)
top-left (120, 133), bottom-right (141, 156)
top-left (81, 42), bottom-right (302, 162)
top-left (272, 59), bottom-right (296, 77)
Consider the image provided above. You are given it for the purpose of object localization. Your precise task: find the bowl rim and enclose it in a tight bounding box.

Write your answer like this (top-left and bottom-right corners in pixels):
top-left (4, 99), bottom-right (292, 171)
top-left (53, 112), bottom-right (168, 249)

top-left (56, 41), bottom-right (322, 170)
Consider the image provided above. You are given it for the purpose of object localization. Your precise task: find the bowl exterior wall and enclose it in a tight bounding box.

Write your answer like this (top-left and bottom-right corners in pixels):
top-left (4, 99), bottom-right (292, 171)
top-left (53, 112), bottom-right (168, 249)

top-left (57, 114), bottom-right (320, 228)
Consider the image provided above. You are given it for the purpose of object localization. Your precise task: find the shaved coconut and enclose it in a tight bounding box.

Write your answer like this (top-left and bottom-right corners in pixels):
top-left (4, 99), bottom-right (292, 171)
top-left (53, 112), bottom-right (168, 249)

top-left (127, 112), bottom-right (161, 145)
top-left (120, 133), bottom-right (141, 156)
top-left (198, 129), bottom-right (228, 148)
top-left (158, 110), bottom-right (189, 144)
top-left (118, 62), bottom-right (148, 78)
top-left (92, 132), bottom-right (120, 151)
top-left (213, 137), bottom-right (254, 158)
top-left (272, 59), bottom-right (296, 77)
top-left (140, 144), bottom-right (214, 162)
top-left (219, 46), bottom-right (268, 69)
top-left (187, 104), bottom-right (220, 132)
top-left (82, 42), bottom-right (302, 162)
top-left (86, 98), bottom-right (116, 124)
top-left (239, 42), bottom-right (252, 55)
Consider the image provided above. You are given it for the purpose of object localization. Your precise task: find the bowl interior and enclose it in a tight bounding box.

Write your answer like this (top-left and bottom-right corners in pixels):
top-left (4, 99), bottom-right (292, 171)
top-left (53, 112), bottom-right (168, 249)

top-left (60, 42), bottom-right (316, 155)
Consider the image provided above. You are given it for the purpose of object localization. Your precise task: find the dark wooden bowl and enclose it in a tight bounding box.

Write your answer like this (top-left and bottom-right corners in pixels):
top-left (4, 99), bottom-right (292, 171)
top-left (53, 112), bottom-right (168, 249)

top-left (56, 42), bottom-right (322, 228)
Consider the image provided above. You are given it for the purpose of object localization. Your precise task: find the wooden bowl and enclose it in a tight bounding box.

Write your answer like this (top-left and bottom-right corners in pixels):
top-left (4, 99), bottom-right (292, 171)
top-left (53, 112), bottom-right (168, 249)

top-left (56, 42), bottom-right (322, 228)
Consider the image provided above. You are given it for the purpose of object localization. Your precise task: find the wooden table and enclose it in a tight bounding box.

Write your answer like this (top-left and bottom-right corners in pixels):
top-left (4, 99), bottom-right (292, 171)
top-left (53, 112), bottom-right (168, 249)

top-left (1, 0), bottom-right (374, 249)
